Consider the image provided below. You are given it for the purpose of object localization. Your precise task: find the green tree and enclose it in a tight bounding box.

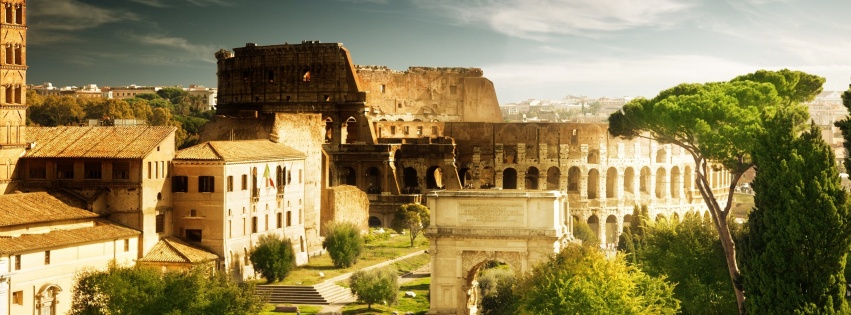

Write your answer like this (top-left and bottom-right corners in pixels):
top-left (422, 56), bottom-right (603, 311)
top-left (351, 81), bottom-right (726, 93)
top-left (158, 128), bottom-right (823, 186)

top-left (348, 267), bottom-right (399, 310)
top-left (740, 118), bottom-right (851, 313)
top-left (157, 86), bottom-right (189, 105)
top-left (639, 213), bottom-right (737, 315)
top-left (572, 218), bottom-right (599, 245)
top-left (391, 203), bottom-right (430, 247)
top-left (249, 234), bottom-right (296, 283)
top-left (69, 263), bottom-right (263, 315)
top-left (608, 69), bottom-right (823, 313)
top-left (322, 221), bottom-right (364, 268)
top-left (478, 267), bottom-right (519, 315)
top-left (150, 107), bottom-right (172, 126)
top-left (516, 244), bottom-right (679, 315)
top-left (617, 205), bottom-right (649, 265)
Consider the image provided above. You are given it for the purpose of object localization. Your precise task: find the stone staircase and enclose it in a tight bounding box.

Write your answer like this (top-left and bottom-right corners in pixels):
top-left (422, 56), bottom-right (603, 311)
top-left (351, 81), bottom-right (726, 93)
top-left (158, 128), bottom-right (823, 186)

top-left (256, 282), bottom-right (354, 305)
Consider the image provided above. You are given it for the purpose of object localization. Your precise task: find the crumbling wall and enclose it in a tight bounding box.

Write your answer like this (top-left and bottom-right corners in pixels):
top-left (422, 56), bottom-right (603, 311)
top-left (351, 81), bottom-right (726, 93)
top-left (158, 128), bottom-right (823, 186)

top-left (322, 185), bottom-right (369, 232)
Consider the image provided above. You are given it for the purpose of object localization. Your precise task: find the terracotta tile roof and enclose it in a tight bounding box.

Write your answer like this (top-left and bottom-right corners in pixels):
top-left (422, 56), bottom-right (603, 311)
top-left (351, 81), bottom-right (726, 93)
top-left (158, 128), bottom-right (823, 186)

top-left (25, 126), bottom-right (176, 159)
top-left (138, 237), bottom-right (219, 263)
top-left (174, 140), bottom-right (305, 162)
top-left (0, 221), bottom-right (140, 255)
top-left (0, 192), bottom-right (97, 227)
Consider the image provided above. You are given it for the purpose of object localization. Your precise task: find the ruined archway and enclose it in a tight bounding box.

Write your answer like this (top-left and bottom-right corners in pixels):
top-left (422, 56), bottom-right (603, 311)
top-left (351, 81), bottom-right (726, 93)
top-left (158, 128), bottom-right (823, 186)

top-left (427, 166), bottom-right (444, 189)
top-left (587, 169), bottom-right (599, 199)
top-left (458, 167), bottom-right (471, 188)
top-left (624, 167), bottom-right (635, 195)
top-left (605, 215), bottom-right (618, 246)
top-left (502, 168), bottom-right (517, 189)
top-left (403, 167), bottom-right (418, 193)
top-left (546, 166), bottom-right (560, 190)
top-left (368, 216), bottom-right (382, 227)
top-left (365, 167), bottom-right (381, 194)
top-left (606, 167), bottom-right (618, 199)
top-left (639, 166), bottom-right (651, 194)
top-left (670, 166), bottom-right (681, 199)
top-left (567, 166), bottom-right (581, 193)
top-left (341, 166), bottom-right (356, 186)
top-left (344, 116), bottom-right (358, 144)
top-left (525, 166), bottom-right (539, 190)
top-left (655, 167), bottom-right (667, 198)
top-left (425, 191), bottom-right (569, 314)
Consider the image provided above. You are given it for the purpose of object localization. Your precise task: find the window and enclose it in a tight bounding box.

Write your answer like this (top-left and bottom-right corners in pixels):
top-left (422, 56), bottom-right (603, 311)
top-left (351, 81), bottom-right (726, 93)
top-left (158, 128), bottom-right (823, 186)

top-left (113, 161), bottom-right (130, 180)
top-left (251, 217), bottom-right (258, 233)
top-left (14, 254), bottom-right (20, 270)
top-left (391, 126), bottom-right (396, 135)
top-left (198, 176), bottom-right (215, 192)
top-left (155, 214), bottom-right (164, 233)
top-left (228, 220), bottom-right (232, 238)
top-left (172, 176), bottom-right (188, 192)
top-left (287, 211), bottom-right (292, 227)
top-left (264, 214), bottom-right (269, 231)
top-left (12, 291), bottom-right (22, 305)
top-left (277, 212), bottom-right (282, 228)
top-left (227, 176), bottom-right (234, 192)
top-left (241, 174), bottom-right (248, 190)
top-left (450, 85), bottom-right (457, 95)
top-left (57, 161), bottom-right (74, 179)
top-left (186, 229), bottom-right (202, 242)
top-left (44, 251), bottom-right (50, 265)
top-left (380, 84), bottom-right (386, 93)
top-left (417, 126), bottom-right (423, 135)
top-left (147, 161), bottom-right (152, 179)
top-left (124, 239), bottom-right (130, 252)
top-left (29, 160), bottom-right (46, 179)
top-left (190, 209), bottom-right (197, 217)
top-left (84, 161), bottom-right (102, 179)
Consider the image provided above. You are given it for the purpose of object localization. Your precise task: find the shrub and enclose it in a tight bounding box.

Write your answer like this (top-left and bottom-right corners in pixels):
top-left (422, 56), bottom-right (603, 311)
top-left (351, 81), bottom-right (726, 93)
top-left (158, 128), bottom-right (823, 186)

top-left (349, 267), bottom-right (399, 310)
top-left (250, 234), bottom-right (296, 283)
top-left (323, 221), bottom-right (364, 268)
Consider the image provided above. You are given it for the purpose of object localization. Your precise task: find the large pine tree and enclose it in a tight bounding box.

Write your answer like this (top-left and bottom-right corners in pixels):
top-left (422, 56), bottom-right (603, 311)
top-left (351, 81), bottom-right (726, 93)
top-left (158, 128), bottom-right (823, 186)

top-left (742, 113), bottom-right (851, 313)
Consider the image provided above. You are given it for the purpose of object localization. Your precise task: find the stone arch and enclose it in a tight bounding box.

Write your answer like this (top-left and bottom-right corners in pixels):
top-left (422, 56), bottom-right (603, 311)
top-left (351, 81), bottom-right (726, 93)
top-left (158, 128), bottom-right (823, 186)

top-left (480, 166), bottom-right (494, 188)
top-left (605, 215), bottom-right (618, 245)
top-left (567, 166), bottom-right (581, 193)
top-left (458, 167), bottom-right (471, 188)
top-left (655, 167), bottom-right (667, 198)
top-left (344, 116), bottom-right (358, 143)
top-left (606, 167), bottom-right (618, 198)
top-left (341, 166), bottom-right (357, 186)
top-left (503, 168), bottom-right (518, 189)
top-left (365, 167), bottom-right (381, 194)
top-left (403, 167), bottom-right (418, 192)
top-left (368, 216), bottom-right (382, 227)
top-left (656, 148), bottom-right (667, 164)
top-left (37, 283), bottom-right (62, 315)
top-left (624, 167), bottom-right (635, 194)
top-left (587, 149), bottom-right (600, 164)
top-left (461, 253), bottom-right (522, 314)
top-left (670, 166), bottom-right (681, 198)
top-left (587, 169), bottom-right (599, 199)
top-left (426, 166), bottom-right (444, 189)
top-left (587, 215), bottom-right (600, 238)
top-left (546, 166), bottom-right (560, 190)
top-left (324, 117), bottom-right (333, 143)
top-left (525, 166), bottom-right (539, 190)
top-left (639, 166), bottom-right (651, 194)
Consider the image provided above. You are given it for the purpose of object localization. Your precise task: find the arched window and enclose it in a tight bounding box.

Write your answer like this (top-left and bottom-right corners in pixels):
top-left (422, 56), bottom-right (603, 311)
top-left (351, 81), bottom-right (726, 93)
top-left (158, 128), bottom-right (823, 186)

top-left (587, 169), bottom-right (599, 199)
top-left (502, 168), bottom-right (517, 189)
top-left (525, 167), bottom-right (539, 190)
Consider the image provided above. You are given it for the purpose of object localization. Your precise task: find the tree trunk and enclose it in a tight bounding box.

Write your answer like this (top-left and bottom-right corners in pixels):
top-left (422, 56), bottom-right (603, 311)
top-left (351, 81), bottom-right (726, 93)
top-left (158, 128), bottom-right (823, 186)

top-left (694, 159), bottom-right (746, 314)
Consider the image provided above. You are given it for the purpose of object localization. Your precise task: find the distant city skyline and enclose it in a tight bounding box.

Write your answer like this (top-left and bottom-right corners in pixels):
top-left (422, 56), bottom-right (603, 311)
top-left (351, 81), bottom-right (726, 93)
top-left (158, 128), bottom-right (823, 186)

top-left (27, 0), bottom-right (851, 103)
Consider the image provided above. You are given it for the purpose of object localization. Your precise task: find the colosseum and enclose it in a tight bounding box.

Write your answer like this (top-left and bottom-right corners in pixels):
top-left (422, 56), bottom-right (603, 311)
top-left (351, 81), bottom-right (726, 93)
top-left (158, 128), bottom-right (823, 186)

top-left (205, 40), bottom-right (728, 248)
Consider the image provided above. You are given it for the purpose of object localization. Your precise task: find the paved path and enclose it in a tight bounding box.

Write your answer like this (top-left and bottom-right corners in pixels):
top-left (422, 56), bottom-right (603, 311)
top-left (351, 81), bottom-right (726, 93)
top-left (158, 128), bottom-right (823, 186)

top-left (316, 250), bottom-right (428, 315)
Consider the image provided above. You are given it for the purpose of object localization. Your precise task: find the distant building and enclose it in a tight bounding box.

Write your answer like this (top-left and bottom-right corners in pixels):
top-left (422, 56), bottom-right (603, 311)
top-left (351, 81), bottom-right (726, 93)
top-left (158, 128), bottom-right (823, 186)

top-left (102, 84), bottom-right (160, 99)
top-left (185, 85), bottom-right (217, 111)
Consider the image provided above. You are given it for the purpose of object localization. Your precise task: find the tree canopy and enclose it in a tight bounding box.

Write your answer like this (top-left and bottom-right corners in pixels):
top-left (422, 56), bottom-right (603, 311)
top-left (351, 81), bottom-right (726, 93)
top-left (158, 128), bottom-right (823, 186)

top-left (391, 203), bottom-right (430, 247)
top-left (348, 267), bottom-right (399, 310)
top-left (608, 69), bottom-right (824, 313)
top-left (249, 234), bottom-right (296, 283)
top-left (322, 221), bottom-right (364, 268)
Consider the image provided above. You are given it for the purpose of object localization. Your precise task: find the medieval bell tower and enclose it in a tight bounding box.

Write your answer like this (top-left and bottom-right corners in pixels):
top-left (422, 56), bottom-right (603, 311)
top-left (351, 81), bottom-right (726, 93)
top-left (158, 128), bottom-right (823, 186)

top-left (0, 0), bottom-right (26, 193)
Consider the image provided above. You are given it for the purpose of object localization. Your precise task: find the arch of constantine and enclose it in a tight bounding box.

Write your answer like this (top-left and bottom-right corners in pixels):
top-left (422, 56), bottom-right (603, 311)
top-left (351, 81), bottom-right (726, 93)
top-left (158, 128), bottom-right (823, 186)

top-left (424, 190), bottom-right (569, 315)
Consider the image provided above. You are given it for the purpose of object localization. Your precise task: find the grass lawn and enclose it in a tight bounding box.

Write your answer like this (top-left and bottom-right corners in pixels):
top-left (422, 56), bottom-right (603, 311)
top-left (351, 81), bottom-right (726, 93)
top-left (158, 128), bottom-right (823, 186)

top-left (259, 304), bottom-right (323, 315)
top-left (731, 192), bottom-right (754, 220)
top-left (341, 277), bottom-right (431, 315)
top-left (276, 232), bottom-right (429, 285)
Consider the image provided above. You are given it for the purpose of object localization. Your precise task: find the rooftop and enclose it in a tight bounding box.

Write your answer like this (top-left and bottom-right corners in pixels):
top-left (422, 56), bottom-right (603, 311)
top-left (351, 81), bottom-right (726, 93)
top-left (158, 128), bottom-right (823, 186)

top-left (26, 126), bottom-right (176, 159)
top-left (138, 237), bottom-right (219, 264)
top-left (175, 139), bottom-right (305, 162)
top-left (0, 221), bottom-right (139, 255)
top-left (0, 192), bottom-right (96, 227)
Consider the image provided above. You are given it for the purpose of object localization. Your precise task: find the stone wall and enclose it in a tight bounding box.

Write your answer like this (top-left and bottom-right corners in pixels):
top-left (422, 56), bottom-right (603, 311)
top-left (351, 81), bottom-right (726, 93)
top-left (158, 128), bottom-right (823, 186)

top-left (322, 185), bottom-right (369, 232)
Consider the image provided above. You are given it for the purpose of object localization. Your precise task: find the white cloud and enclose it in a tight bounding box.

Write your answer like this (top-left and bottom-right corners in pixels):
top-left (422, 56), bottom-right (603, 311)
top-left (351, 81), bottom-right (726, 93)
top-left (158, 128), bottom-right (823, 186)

top-left (29, 0), bottom-right (138, 31)
top-left (125, 33), bottom-right (218, 64)
top-left (416, 0), bottom-right (695, 40)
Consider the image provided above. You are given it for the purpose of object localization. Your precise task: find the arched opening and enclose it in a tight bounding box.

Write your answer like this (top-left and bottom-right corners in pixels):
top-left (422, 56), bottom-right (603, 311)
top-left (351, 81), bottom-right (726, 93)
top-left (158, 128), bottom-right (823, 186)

top-left (502, 168), bottom-right (517, 189)
top-left (342, 166), bottom-right (356, 186)
top-left (587, 169), bottom-right (599, 199)
top-left (587, 150), bottom-right (600, 164)
top-left (639, 166), bottom-right (651, 194)
top-left (623, 214), bottom-right (634, 230)
top-left (655, 168), bottom-right (667, 198)
top-left (670, 166), bottom-right (681, 199)
top-left (656, 148), bottom-right (667, 163)
top-left (624, 167), bottom-right (635, 194)
top-left (606, 167), bottom-right (618, 198)
top-left (467, 259), bottom-right (517, 315)
top-left (546, 166), bottom-right (560, 190)
top-left (606, 215), bottom-right (618, 246)
top-left (567, 166), bottom-right (581, 193)
top-left (403, 167), bottom-right (419, 193)
top-left (324, 117), bottom-right (333, 143)
top-left (368, 216), bottom-right (382, 228)
top-left (426, 166), bottom-right (444, 189)
top-left (345, 117), bottom-right (358, 144)
top-left (36, 284), bottom-right (61, 315)
top-left (525, 167), bottom-right (539, 190)
top-left (365, 167), bottom-right (381, 194)
top-left (458, 167), bottom-right (471, 188)
top-left (587, 215), bottom-right (599, 239)
top-left (480, 167), bottom-right (494, 188)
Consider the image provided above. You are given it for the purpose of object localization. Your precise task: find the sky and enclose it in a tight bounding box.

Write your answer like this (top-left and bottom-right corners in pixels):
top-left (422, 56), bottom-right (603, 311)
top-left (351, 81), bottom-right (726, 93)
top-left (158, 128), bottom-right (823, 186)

top-left (26, 0), bottom-right (851, 103)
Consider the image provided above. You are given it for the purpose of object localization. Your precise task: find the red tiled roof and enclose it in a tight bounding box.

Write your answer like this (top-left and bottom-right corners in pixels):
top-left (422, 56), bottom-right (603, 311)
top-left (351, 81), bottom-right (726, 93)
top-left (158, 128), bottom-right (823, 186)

top-left (0, 221), bottom-right (140, 255)
top-left (25, 126), bottom-right (176, 159)
top-left (138, 237), bottom-right (219, 263)
top-left (0, 192), bottom-right (97, 227)
top-left (174, 140), bottom-right (305, 162)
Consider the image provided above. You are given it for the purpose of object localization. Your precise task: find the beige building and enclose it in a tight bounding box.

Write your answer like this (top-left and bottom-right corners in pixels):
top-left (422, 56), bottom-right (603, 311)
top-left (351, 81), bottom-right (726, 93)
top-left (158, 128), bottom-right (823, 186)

top-left (0, 192), bottom-right (140, 315)
top-left (171, 139), bottom-right (308, 280)
top-left (20, 126), bottom-right (177, 254)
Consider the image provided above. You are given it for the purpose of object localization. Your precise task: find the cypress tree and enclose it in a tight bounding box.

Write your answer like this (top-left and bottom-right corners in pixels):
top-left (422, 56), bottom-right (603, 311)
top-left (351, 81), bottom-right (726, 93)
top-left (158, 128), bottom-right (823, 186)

top-left (742, 115), bottom-right (851, 313)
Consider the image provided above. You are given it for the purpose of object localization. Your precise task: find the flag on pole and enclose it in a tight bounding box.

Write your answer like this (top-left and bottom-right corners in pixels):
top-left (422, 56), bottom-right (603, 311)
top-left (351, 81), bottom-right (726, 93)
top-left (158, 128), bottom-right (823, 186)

top-left (264, 164), bottom-right (274, 187)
